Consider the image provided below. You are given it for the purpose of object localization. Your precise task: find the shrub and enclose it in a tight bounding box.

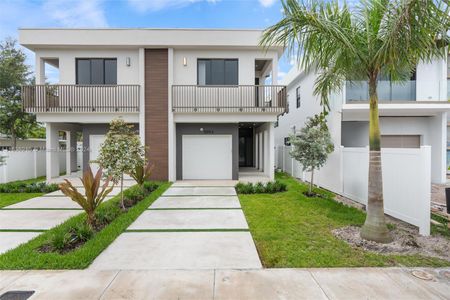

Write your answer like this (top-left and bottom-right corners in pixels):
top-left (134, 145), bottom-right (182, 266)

top-left (0, 181), bottom-right (59, 193)
top-left (129, 162), bottom-right (154, 186)
top-left (235, 180), bottom-right (287, 194)
top-left (143, 181), bottom-right (159, 194)
top-left (58, 167), bottom-right (114, 228)
top-left (71, 223), bottom-right (94, 242)
top-left (49, 231), bottom-right (72, 252)
top-left (123, 187), bottom-right (145, 203)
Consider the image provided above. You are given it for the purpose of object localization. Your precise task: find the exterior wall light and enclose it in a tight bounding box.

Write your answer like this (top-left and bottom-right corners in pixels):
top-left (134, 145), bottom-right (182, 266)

top-left (183, 57), bottom-right (187, 66)
top-left (126, 57), bottom-right (131, 67)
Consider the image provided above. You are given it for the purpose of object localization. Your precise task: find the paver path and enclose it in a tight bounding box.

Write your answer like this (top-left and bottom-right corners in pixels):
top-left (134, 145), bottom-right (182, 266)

top-left (0, 179), bottom-right (128, 255)
top-left (89, 182), bottom-right (262, 270)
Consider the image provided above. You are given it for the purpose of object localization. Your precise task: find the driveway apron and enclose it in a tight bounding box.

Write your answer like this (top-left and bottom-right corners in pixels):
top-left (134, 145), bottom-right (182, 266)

top-left (89, 182), bottom-right (262, 270)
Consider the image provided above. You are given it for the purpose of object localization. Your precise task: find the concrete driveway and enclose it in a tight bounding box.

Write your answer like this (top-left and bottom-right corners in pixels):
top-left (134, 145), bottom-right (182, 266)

top-left (89, 182), bottom-right (262, 270)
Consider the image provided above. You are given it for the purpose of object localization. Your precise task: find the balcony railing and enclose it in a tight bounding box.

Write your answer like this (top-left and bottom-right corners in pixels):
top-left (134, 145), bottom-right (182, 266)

top-left (22, 84), bottom-right (140, 113)
top-left (172, 85), bottom-right (287, 113)
top-left (346, 80), bottom-right (416, 102)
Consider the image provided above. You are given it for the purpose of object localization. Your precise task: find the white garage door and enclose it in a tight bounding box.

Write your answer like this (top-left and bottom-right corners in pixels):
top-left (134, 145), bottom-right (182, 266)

top-left (182, 135), bottom-right (232, 180)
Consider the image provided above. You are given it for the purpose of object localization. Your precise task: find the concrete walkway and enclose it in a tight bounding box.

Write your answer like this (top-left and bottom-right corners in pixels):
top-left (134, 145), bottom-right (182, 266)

top-left (0, 179), bottom-right (130, 255)
top-left (0, 268), bottom-right (448, 299)
top-left (89, 182), bottom-right (262, 270)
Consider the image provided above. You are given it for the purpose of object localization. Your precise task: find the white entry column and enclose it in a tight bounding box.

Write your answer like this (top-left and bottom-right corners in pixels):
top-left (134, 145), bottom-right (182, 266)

top-left (46, 123), bottom-right (60, 181)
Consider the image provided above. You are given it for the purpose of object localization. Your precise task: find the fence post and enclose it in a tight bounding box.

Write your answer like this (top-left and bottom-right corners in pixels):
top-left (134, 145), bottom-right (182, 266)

top-left (2, 150), bottom-right (8, 183)
top-left (419, 146), bottom-right (431, 236)
top-left (33, 149), bottom-right (38, 179)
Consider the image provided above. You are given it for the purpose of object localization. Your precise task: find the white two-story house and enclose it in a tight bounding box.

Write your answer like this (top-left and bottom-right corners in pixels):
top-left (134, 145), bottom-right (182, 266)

top-left (19, 28), bottom-right (286, 182)
top-left (275, 58), bottom-right (448, 185)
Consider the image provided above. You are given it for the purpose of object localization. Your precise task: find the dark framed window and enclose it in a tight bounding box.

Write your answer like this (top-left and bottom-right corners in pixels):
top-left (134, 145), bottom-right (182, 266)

top-left (296, 86), bottom-right (301, 108)
top-left (197, 59), bottom-right (238, 85)
top-left (76, 58), bottom-right (117, 84)
top-left (284, 137), bottom-right (291, 146)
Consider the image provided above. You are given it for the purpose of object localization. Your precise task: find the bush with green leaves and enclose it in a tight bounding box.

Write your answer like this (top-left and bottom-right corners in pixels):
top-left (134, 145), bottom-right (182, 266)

top-left (97, 118), bottom-right (145, 209)
top-left (0, 181), bottom-right (58, 193)
top-left (235, 181), bottom-right (287, 194)
top-left (289, 113), bottom-right (334, 196)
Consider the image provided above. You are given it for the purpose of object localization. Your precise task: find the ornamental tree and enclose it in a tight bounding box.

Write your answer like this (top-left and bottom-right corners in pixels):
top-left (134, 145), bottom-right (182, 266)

top-left (289, 113), bottom-right (334, 196)
top-left (97, 118), bottom-right (145, 209)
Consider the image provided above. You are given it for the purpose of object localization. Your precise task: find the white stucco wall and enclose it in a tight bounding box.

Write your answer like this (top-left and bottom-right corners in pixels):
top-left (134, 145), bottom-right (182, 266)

top-left (35, 48), bottom-right (140, 84)
top-left (416, 58), bottom-right (447, 101)
top-left (172, 49), bottom-right (278, 85)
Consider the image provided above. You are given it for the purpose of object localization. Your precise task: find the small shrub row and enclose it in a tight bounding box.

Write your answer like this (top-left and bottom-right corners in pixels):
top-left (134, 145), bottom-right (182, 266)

top-left (0, 181), bottom-right (59, 193)
top-left (235, 181), bottom-right (287, 194)
top-left (40, 183), bottom-right (159, 254)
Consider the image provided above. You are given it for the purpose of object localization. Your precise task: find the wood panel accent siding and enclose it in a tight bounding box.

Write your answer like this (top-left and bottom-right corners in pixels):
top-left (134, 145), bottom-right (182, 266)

top-left (145, 49), bottom-right (168, 180)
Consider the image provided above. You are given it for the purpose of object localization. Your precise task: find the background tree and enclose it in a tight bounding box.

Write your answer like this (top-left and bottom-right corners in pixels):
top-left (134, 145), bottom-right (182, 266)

top-left (289, 113), bottom-right (334, 196)
top-left (0, 38), bottom-right (39, 149)
top-left (97, 118), bottom-right (145, 209)
top-left (261, 0), bottom-right (449, 243)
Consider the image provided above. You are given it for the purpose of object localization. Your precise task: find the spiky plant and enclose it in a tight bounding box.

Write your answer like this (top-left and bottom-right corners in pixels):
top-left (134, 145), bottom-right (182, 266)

top-left (59, 167), bottom-right (114, 228)
top-left (128, 161), bottom-right (154, 186)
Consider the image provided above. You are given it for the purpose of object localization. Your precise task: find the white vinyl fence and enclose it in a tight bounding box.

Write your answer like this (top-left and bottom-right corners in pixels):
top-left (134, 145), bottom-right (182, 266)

top-left (276, 145), bottom-right (431, 235)
top-left (0, 150), bottom-right (69, 183)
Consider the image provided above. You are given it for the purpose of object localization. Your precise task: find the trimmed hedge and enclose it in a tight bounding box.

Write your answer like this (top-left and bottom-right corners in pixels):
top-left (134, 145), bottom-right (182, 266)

top-left (235, 181), bottom-right (287, 194)
top-left (0, 181), bottom-right (59, 193)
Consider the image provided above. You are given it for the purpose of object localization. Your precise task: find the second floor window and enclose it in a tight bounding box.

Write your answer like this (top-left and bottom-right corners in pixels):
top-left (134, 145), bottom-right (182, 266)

top-left (296, 86), bottom-right (301, 108)
top-left (76, 58), bottom-right (117, 85)
top-left (197, 59), bottom-right (238, 85)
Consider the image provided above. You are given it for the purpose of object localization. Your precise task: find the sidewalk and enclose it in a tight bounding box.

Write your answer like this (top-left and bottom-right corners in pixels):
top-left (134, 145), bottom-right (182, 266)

top-left (0, 268), bottom-right (448, 299)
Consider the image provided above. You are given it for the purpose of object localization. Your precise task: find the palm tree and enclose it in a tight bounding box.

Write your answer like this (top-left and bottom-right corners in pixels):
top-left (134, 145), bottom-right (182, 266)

top-left (261, 0), bottom-right (449, 243)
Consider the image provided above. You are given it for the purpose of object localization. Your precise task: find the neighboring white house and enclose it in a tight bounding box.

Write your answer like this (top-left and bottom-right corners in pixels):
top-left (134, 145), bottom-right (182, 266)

top-left (19, 28), bottom-right (287, 182)
top-left (274, 57), bottom-right (450, 235)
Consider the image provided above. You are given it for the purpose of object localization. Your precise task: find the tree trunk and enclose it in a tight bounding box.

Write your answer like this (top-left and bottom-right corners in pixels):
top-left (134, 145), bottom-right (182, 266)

top-left (309, 168), bottom-right (314, 195)
top-left (87, 211), bottom-right (95, 228)
top-left (360, 76), bottom-right (392, 243)
top-left (11, 128), bottom-right (17, 151)
top-left (120, 173), bottom-right (125, 210)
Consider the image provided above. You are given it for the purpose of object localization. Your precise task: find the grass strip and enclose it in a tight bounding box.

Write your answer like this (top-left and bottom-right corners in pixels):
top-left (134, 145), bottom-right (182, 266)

top-left (125, 229), bottom-right (249, 232)
top-left (0, 193), bottom-right (44, 208)
top-left (240, 172), bottom-right (450, 268)
top-left (0, 208), bottom-right (82, 211)
top-left (0, 229), bottom-right (47, 233)
top-left (147, 208), bottom-right (241, 210)
top-left (0, 182), bottom-right (171, 270)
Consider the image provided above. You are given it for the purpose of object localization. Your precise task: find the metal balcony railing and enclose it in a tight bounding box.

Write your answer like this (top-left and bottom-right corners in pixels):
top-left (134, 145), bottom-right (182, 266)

top-left (172, 85), bottom-right (287, 113)
top-left (22, 84), bottom-right (140, 113)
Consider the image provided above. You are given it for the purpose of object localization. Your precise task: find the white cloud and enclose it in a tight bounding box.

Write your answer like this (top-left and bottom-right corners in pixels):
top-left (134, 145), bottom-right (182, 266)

top-left (259, 0), bottom-right (277, 8)
top-left (278, 71), bottom-right (287, 81)
top-left (42, 0), bottom-right (108, 27)
top-left (128, 0), bottom-right (219, 12)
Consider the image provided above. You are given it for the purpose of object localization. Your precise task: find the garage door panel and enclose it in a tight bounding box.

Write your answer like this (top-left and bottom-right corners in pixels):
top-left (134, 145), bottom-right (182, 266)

top-left (182, 135), bottom-right (232, 180)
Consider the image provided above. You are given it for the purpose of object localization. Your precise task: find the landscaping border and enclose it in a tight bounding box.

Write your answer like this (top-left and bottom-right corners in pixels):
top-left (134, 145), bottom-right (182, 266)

top-left (0, 182), bottom-right (171, 269)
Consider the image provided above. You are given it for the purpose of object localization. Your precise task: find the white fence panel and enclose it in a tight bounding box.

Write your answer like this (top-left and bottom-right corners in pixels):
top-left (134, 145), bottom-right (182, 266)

top-left (35, 151), bottom-right (46, 177)
top-left (342, 146), bottom-right (431, 235)
top-left (0, 150), bottom-right (45, 183)
top-left (342, 147), bottom-right (369, 203)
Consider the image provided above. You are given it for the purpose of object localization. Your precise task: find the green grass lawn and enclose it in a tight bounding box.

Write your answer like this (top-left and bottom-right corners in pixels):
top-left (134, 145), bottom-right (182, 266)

top-left (0, 182), bottom-right (170, 270)
top-left (0, 193), bottom-right (44, 208)
top-left (240, 173), bottom-right (450, 268)
top-left (0, 177), bottom-right (47, 208)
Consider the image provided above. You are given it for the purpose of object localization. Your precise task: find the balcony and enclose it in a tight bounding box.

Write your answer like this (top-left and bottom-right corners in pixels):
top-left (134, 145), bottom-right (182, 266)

top-left (172, 85), bottom-right (287, 113)
top-left (346, 80), bottom-right (416, 102)
top-left (22, 85), bottom-right (140, 113)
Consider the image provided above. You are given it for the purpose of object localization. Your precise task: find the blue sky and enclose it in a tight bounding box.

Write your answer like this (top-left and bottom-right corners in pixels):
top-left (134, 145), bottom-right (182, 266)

top-left (0, 0), bottom-right (294, 82)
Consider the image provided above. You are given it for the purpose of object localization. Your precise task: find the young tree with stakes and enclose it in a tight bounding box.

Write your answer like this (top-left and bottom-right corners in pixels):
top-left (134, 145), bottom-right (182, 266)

top-left (289, 113), bottom-right (334, 196)
top-left (97, 119), bottom-right (145, 209)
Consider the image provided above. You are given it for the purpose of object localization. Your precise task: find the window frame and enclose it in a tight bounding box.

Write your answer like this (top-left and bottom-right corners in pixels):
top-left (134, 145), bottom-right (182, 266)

top-left (75, 58), bottom-right (117, 85)
top-left (197, 58), bottom-right (239, 86)
top-left (296, 86), bottom-right (301, 108)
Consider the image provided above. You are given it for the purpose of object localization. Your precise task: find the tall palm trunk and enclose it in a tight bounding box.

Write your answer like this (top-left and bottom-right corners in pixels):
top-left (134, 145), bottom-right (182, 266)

top-left (360, 77), bottom-right (392, 243)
